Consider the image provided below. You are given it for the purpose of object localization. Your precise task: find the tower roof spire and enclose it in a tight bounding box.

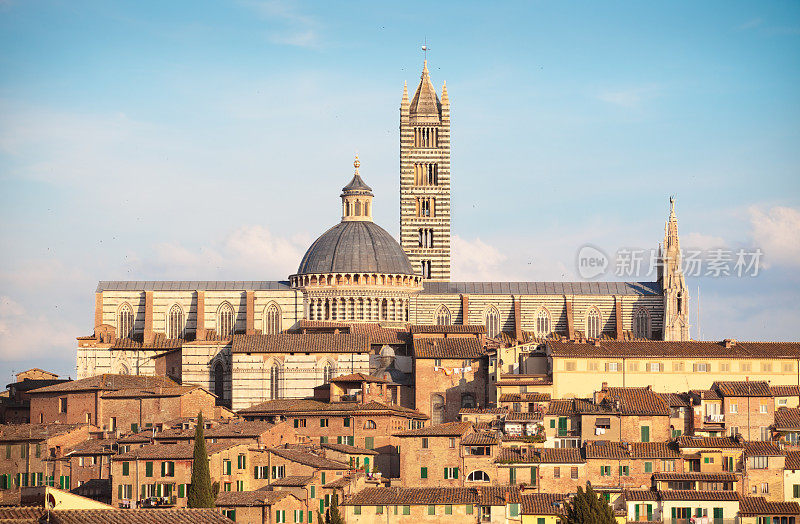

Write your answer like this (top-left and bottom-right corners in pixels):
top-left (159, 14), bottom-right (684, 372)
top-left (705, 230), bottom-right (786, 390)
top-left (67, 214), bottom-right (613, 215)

top-left (409, 60), bottom-right (441, 116)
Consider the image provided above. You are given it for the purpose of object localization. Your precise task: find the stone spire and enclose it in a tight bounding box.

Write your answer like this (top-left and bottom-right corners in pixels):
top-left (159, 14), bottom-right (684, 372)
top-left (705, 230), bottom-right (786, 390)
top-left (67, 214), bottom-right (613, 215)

top-left (401, 81), bottom-right (409, 110)
top-left (660, 196), bottom-right (689, 341)
top-left (341, 155), bottom-right (373, 222)
top-left (409, 60), bottom-right (441, 117)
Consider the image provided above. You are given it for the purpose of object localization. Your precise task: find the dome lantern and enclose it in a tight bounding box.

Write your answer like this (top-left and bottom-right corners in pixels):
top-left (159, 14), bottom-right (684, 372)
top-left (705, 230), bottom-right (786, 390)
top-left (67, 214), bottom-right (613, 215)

top-left (341, 155), bottom-right (374, 222)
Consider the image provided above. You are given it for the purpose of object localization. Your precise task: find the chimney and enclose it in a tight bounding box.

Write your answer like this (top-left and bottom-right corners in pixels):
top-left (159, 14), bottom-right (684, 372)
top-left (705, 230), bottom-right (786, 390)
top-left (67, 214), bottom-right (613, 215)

top-left (724, 338), bottom-right (736, 349)
top-left (593, 339), bottom-right (601, 347)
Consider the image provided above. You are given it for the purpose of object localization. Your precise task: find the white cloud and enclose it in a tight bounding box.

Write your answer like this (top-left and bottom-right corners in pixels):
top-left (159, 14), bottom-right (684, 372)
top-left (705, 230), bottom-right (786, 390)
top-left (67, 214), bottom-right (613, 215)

top-left (451, 235), bottom-right (508, 281)
top-left (596, 84), bottom-right (662, 109)
top-left (748, 205), bottom-right (800, 268)
top-left (681, 232), bottom-right (727, 251)
top-left (240, 0), bottom-right (322, 49)
top-left (0, 296), bottom-right (81, 361)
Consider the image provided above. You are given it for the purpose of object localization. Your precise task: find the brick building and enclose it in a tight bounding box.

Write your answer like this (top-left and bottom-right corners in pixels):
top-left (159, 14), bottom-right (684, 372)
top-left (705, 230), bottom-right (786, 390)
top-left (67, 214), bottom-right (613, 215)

top-left (215, 490), bottom-right (306, 524)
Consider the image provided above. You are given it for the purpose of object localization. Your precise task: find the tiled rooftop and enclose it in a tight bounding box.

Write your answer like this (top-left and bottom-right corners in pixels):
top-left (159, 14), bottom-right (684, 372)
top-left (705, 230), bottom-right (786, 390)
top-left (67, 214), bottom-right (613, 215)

top-left (412, 337), bottom-right (485, 359)
top-left (421, 281), bottom-right (661, 296)
top-left (28, 374), bottom-right (177, 394)
top-left (410, 324), bottom-right (486, 334)
top-left (607, 387), bottom-right (670, 416)
top-left (46, 509), bottom-right (234, 523)
top-left (520, 493), bottom-right (569, 515)
top-left (321, 442), bottom-right (379, 455)
top-left (549, 340), bottom-right (800, 358)
top-left (231, 333), bottom-right (369, 354)
top-left (0, 423), bottom-right (88, 443)
top-left (676, 435), bottom-right (743, 448)
top-left (496, 447), bottom-right (584, 464)
top-left (343, 486), bottom-right (522, 505)
top-left (739, 496), bottom-right (800, 516)
top-left (775, 408), bottom-right (800, 430)
top-left (744, 441), bottom-right (785, 457)
top-left (96, 281), bottom-right (290, 292)
top-left (713, 380), bottom-right (773, 397)
top-left (268, 447), bottom-right (349, 470)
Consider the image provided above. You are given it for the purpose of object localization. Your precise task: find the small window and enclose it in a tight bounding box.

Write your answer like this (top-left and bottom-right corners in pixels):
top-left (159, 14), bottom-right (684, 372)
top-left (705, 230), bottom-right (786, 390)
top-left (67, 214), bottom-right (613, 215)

top-left (59, 398), bottom-right (67, 413)
top-left (422, 438), bottom-right (429, 449)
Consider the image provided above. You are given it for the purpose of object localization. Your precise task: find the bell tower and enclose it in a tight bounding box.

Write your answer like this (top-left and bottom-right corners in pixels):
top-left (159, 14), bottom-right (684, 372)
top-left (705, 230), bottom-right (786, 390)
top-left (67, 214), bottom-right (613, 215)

top-left (659, 196), bottom-right (690, 341)
top-left (400, 60), bottom-right (451, 281)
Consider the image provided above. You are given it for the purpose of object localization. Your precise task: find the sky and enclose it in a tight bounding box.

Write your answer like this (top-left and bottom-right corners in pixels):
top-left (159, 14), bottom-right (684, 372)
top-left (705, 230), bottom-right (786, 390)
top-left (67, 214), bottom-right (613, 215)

top-left (0, 1), bottom-right (799, 382)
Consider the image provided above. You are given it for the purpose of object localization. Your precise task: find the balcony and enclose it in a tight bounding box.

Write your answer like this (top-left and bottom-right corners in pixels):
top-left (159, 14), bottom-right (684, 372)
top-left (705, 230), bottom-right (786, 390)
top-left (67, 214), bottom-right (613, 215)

top-left (704, 414), bottom-right (724, 423)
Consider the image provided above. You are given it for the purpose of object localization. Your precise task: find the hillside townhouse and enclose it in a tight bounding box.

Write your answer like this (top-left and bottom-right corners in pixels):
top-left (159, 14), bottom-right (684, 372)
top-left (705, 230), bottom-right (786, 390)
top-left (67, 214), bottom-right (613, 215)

top-left (215, 490), bottom-right (307, 524)
top-left (738, 496), bottom-right (800, 524)
top-left (786, 451), bottom-right (800, 504)
top-left (584, 441), bottom-right (683, 491)
top-left (624, 489), bottom-right (741, 523)
top-left (675, 435), bottom-right (744, 475)
top-left (711, 380), bottom-right (775, 441)
top-left (743, 441), bottom-right (787, 502)
top-left (0, 423), bottom-right (93, 491)
top-left (60, 437), bottom-right (116, 488)
top-left (775, 408), bottom-right (800, 448)
top-left (773, 386), bottom-right (800, 410)
top-left (543, 400), bottom-right (581, 449)
top-left (494, 447), bottom-right (585, 492)
top-left (151, 419), bottom-right (297, 449)
top-left (0, 369), bottom-right (68, 424)
top-left (395, 421), bottom-right (475, 487)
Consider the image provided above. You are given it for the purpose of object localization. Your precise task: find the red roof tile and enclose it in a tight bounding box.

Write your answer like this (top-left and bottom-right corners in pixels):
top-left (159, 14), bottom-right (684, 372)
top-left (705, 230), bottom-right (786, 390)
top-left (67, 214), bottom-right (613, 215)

top-left (460, 432), bottom-right (501, 446)
top-left (658, 490), bottom-right (739, 501)
top-left (28, 374), bottom-right (177, 394)
top-left (412, 338), bottom-right (485, 359)
top-left (548, 340), bottom-right (800, 358)
top-left (496, 447), bottom-right (584, 464)
top-left (676, 435), bottom-right (743, 449)
top-left (0, 423), bottom-right (88, 443)
top-left (713, 381), bottom-right (773, 397)
top-left (520, 493), bottom-right (569, 515)
top-left (744, 441), bottom-right (785, 457)
top-left (545, 400), bottom-right (577, 416)
top-left (499, 392), bottom-right (551, 403)
top-left (216, 490), bottom-right (297, 506)
top-left (268, 447), bottom-right (349, 470)
top-left (231, 333), bottom-right (369, 354)
top-left (329, 373), bottom-right (388, 384)
top-left (342, 486), bottom-right (521, 506)
top-left (410, 324), bottom-right (485, 334)
top-left (652, 472), bottom-right (738, 482)
top-left (739, 497), bottom-right (800, 516)
top-left (786, 451), bottom-right (800, 470)
top-left (505, 412), bottom-right (543, 422)
top-left (607, 387), bottom-right (670, 416)
top-left (775, 408), bottom-right (800, 430)
top-left (771, 385), bottom-right (800, 397)
top-left (47, 509), bottom-right (233, 523)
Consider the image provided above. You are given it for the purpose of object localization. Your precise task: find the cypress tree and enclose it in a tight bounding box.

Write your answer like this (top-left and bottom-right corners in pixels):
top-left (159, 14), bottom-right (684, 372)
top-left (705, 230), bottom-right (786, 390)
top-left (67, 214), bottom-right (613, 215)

top-left (563, 483), bottom-right (615, 524)
top-left (187, 412), bottom-right (215, 508)
top-left (327, 493), bottom-right (344, 524)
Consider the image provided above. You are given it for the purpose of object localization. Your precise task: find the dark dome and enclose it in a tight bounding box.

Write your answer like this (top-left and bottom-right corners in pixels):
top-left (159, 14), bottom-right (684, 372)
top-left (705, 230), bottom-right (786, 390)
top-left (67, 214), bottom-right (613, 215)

top-left (297, 221), bottom-right (414, 275)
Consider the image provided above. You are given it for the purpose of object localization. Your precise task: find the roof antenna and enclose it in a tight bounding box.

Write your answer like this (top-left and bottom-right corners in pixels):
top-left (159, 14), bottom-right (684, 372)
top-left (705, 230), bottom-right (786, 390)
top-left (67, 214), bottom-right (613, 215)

top-left (421, 38), bottom-right (429, 61)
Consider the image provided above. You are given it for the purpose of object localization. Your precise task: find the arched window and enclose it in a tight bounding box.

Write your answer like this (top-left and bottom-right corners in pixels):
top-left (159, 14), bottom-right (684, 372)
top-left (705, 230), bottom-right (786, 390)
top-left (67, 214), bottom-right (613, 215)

top-left (322, 362), bottom-right (334, 384)
top-left (676, 291), bottom-right (683, 314)
top-left (264, 303), bottom-right (281, 334)
top-left (217, 302), bottom-right (235, 337)
top-left (118, 303), bottom-right (134, 339)
top-left (485, 306), bottom-right (500, 339)
top-left (466, 470), bottom-right (490, 482)
top-left (586, 308), bottom-right (601, 339)
top-left (167, 304), bottom-right (184, 339)
top-left (364, 420), bottom-right (377, 430)
top-left (634, 308), bottom-right (650, 339)
top-left (431, 394), bottom-right (445, 425)
top-left (461, 393), bottom-right (476, 409)
top-left (435, 305), bottom-right (451, 326)
top-left (380, 299), bottom-right (388, 321)
top-left (117, 363), bottom-right (129, 376)
top-left (355, 200), bottom-right (362, 216)
top-left (270, 363), bottom-right (281, 400)
top-left (536, 308), bottom-right (551, 336)
top-left (213, 362), bottom-right (224, 400)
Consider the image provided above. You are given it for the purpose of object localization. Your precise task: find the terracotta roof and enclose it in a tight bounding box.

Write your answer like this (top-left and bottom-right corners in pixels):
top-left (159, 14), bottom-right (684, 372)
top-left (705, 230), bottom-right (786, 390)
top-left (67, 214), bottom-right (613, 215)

top-left (459, 407), bottom-right (509, 415)
top-left (505, 412), bottom-right (543, 422)
top-left (658, 490), bottom-right (739, 501)
top-left (0, 423), bottom-right (87, 443)
top-left (499, 392), bottom-right (551, 403)
top-left (574, 398), bottom-right (618, 415)
top-left (520, 493), bottom-right (569, 515)
top-left (775, 408), bottom-right (800, 430)
top-left (691, 389), bottom-right (722, 401)
top-left (412, 338), bottom-right (485, 359)
top-left (460, 432), bottom-right (500, 446)
top-left (342, 486), bottom-right (521, 506)
top-left (293, 321), bottom-right (410, 345)
top-left (744, 441), bottom-right (785, 457)
top-left (321, 442), bottom-right (379, 455)
top-left (631, 442), bottom-right (681, 459)
top-left (238, 399), bottom-right (427, 419)
top-left (624, 490), bottom-right (660, 501)
top-left (395, 421), bottom-right (472, 437)
top-left (46, 509), bottom-right (233, 523)
top-left (585, 441), bottom-right (628, 459)
top-left (496, 447), bottom-right (584, 464)
top-left (330, 373), bottom-right (388, 384)
top-left (713, 381), bottom-right (773, 397)
top-left (496, 375), bottom-right (552, 386)
top-left (268, 447), bottom-right (349, 470)
top-left (786, 451), bottom-right (800, 470)
top-left (0, 508), bottom-right (45, 520)
top-left (652, 472), bottom-right (738, 482)
top-left (545, 400), bottom-right (577, 416)
top-left (216, 489), bottom-right (295, 506)
top-left (206, 420), bottom-right (279, 439)
top-left (607, 387), bottom-right (670, 416)
top-left (27, 374), bottom-right (177, 394)
top-left (676, 436), bottom-right (743, 448)
top-left (66, 438), bottom-right (117, 456)
top-left (97, 281), bottom-right (291, 292)
top-left (231, 333), bottom-right (369, 354)
top-left (410, 324), bottom-right (485, 334)
top-left (115, 442), bottom-right (237, 460)
top-left (110, 334), bottom-right (184, 350)
top-left (657, 392), bottom-right (691, 408)
top-left (324, 471), bottom-right (363, 489)
top-left (269, 475), bottom-right (315, 487)
top-left (771, 385), bottom-right (800, 397)
top-left (549, 340), bottom-right (800, 358)
top-left (739, 496), bottom-right (800, 516)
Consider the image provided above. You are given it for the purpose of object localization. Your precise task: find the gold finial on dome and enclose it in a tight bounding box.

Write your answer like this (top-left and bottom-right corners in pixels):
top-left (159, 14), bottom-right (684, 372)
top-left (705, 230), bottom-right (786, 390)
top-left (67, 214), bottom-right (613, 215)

top-left (354, 155), bottom-right (360, 174)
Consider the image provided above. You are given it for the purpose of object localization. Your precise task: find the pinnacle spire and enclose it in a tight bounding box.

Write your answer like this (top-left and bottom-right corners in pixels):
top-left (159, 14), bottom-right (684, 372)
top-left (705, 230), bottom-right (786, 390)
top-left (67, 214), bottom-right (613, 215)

top-left (409, 60), bottom-right (441, 116)
top-left (401, 81), bottom-right (409, 107)
top-left (441, 81), bottom-right (448, 105)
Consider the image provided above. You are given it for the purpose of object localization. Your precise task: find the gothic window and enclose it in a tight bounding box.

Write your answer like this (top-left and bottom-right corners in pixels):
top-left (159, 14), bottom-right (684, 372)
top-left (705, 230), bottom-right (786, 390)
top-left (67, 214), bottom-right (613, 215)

top-left (117, 363), bottom-right (129, 375)
top-left (435, 305), bottom-right (451, 325)
top-left (380, 299), bottom-right (388, 321)
top-left (421, 260), bottom-right (432, 279)
top-left (270, 363), bottom-right (281, 400)
top-left (118, 303), bottom-right (134, 339)
top-left (431, 394), bottom-right (445, 425)
top-left (676, 291), bottom-right (683, 314)
top-left (364, 202), bottom-right (370, 216)
top-left (485, 306), bottom-right (500, 339)
top-left (467, 470), bottom-right (490, 482)
top-left (264, 303), bottom-right (281, 334)
top-left (217, 302), bottom-right (235, 337)
top-left (364, 420), bottom-right (377, 430)
top-left (586, 308), bottom-right (601, 339)
top-left (355, 200), bottom-right (362, 216)
top-left (167, 304), bottom-right (184, 339)
top-left (634, 308), bottom-right (650, 339)
top-left (535, 308), bottom-right (551, 336)
top-left (322, 362), bottom-right (334, 384)
top-left (213, 362), bottom-right (224, 400)
top-left (461, 393), bottom-right (476, 409)
top-left (357, 298), bottom-right (364, 321)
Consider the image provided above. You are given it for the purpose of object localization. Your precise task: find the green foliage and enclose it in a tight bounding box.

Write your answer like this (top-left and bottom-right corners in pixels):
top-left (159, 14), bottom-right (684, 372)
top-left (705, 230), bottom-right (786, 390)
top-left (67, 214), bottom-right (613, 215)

top-left (187, 413), bottom-right (215, 508)
top-left (325, 493), bottom-right (344, 524)
top-left (317, 511), bottom-right (325, 524)
top-left (562, 484), bottom-right (615, 524)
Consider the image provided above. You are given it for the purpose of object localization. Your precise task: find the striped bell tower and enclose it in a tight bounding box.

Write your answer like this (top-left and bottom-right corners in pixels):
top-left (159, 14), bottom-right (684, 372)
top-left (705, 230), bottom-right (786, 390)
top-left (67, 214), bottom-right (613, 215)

top-left (400, 60), bottom-right (451, 281)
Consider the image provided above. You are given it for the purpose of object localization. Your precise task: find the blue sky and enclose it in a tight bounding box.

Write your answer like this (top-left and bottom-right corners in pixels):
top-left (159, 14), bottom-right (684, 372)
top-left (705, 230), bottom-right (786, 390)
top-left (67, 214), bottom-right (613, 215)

top-left (1, 1), bottom-right (799, 381)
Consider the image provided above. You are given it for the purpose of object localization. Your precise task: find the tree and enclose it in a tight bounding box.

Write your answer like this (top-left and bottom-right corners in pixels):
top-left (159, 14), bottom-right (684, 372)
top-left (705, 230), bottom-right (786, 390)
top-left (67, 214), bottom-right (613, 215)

top-left (187, 412), bottom-right (215, 508)
top-left (562, 484), bottom-right (615, 524)
top-left (325, 493), bottom-right (344, 524)
top-left (317, 511), bottom-right (325, 524)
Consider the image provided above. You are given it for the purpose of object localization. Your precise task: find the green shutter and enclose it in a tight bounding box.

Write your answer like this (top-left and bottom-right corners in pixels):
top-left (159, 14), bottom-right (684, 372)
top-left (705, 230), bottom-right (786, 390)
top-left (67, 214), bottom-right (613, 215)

top-left (466, 505), bottom-right (473, 515)
top-left (294, 419), bottom-right (299, 428)
top-left (310, 486), bottom-right (315, 498)
top-left (179, 484), bottom-right (185, 498)
top-left (365, 437), bottom-right (374, 449)
top-left (145, 462), bottom-right (153, 477)
top-left (428, 505), bottom-right (435, 515)
top-left (794, 484), bottom-right (800, 498)
top-left (444, 467), bottom-right (449, 480)
top-left (549, 419), bottom-right (555, 428)
top-left (118, 485), bottom-right (123, 500)
top-left (421, 467), bottom-right (427, 479)
top-left (122, 462), bottom-right (129, 476)
top-left (641, 426), bottom-right (650, 442)
top-left (647, 504), bottom-right (653, 521)
top-left (453, 467), bottom-right (458, 479)
top-left (510, 467), bottom-right (516, 484)
top-left (645, 461), bottom-right (652, 473)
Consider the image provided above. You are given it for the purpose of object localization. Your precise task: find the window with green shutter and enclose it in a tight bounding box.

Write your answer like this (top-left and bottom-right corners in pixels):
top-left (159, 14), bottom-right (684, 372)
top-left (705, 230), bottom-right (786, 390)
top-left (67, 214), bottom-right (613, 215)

top-left (421, 467), bottom-right (427, 479)
top-left (641, 425), bottom-right (650, 442)
top-left (445, 505), bottom-right (452, 515)
top-left (794, 484), bottom-right (800, 498)
top-left (145, 462), bottom-right (153, 477)
top-left (466, 505), bottom-right (473, 515)
top-left (353, 506), bottom-right (361, 515)
top-left (310, 486), bottom-right (315, 498)
top-left (122, 462), bottom-right (129, 476)
top-left (35, 444), bottom-right (41, 458)
top-left (365, 437), bottom-right (374, 449)
top-left (178, 484), bottom-right (185, 498)
top-left (549, 419), bottom-right (555, 428)
top-left (320, 436), bottom-right (328, 444)
top-left (644, 462), bottom-right (652, 473)
top-left (321, 472), bottom-right (326, 484)
top-left (237, 480), bottom-right (244, 491)
top-left (224, 460), bottom-right (231, 475)
top-left (238, 454), bottom-right (246, 469)
top-left (5, 445), bottom-right (10, 459)
top-left (118, 485), bottom-right (123, 500)
top-left (538, 519), bottom-right (545, 524)
top-left (509, 503), bottom-right (520, 517)
top-left (344, 417), bottom-right (350, 427)
top-left (131, 423), bottom-right (138, 433)
top-left (403, 505), bottom-right (410, 515)
top-left (428, 505), bottom-right (436, 515)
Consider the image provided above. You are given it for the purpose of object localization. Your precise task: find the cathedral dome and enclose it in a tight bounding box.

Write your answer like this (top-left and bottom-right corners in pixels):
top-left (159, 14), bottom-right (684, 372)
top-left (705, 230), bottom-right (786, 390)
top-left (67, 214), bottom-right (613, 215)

top-left (296, 220), bottom-right (414, 275)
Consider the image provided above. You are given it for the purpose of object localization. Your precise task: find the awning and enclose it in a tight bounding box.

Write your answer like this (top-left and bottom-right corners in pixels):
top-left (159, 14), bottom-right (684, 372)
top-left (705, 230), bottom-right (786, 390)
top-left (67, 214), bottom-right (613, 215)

top-left (595, 418), bottom-right (611, 427)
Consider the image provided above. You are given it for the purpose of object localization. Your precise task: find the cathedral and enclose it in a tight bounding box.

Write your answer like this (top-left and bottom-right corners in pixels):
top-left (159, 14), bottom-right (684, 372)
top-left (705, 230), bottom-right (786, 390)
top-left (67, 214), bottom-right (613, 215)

top-left (76, 60), bottom-right (690, 413)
